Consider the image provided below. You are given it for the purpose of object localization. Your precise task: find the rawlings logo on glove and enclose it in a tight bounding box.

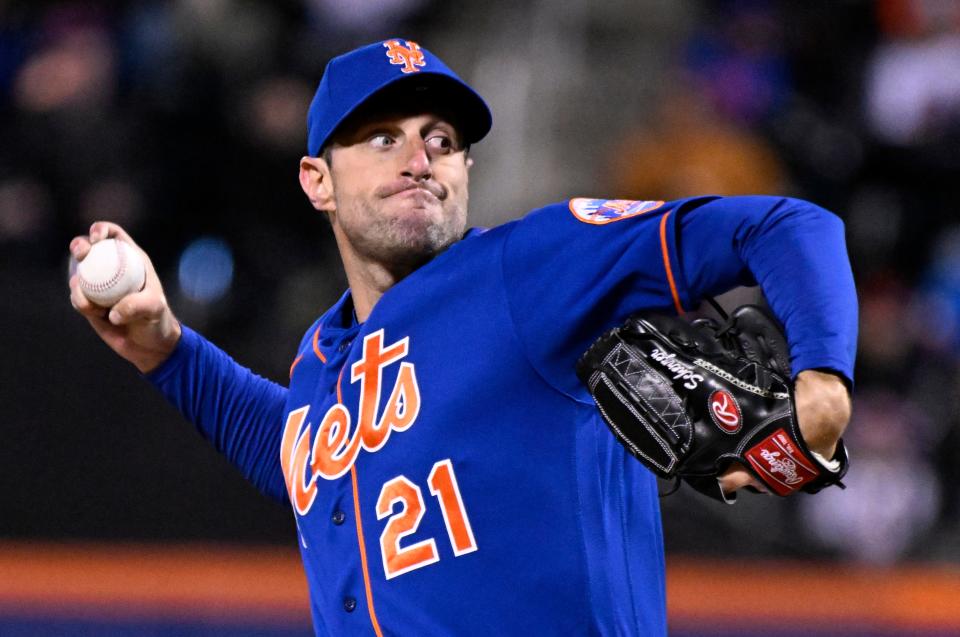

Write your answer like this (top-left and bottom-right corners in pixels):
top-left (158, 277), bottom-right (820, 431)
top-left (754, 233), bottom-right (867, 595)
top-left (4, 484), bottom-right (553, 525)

top-left (576, 305), bottom-right (849, 503)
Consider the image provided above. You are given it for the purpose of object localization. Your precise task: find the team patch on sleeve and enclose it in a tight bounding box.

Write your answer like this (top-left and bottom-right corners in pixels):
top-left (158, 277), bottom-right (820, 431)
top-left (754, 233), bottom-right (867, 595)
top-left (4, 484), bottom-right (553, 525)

top-left (568, 198), bottom-right (665, 225)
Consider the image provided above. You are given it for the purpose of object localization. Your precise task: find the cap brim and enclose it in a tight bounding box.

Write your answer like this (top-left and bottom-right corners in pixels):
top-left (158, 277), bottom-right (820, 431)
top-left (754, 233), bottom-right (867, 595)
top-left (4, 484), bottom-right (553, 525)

top-left (323, 72), bottom-right (492, 151)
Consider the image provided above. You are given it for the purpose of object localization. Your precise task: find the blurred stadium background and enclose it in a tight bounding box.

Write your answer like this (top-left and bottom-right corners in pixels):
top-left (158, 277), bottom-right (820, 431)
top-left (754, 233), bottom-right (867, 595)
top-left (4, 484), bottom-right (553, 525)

top-left (2, 0), bottom-right (960, 635)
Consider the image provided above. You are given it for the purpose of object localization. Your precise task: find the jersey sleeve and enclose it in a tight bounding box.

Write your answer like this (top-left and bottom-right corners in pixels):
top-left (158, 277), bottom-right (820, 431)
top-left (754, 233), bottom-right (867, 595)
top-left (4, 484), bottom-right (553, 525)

top-left (500, 196), bottom-right (857, 400)
top-left (501, 199), bottom-right (689, 399)
top-left (671, 196), bottom-right (858, 384)
top-left (146, 325), bottom-right (290, 503)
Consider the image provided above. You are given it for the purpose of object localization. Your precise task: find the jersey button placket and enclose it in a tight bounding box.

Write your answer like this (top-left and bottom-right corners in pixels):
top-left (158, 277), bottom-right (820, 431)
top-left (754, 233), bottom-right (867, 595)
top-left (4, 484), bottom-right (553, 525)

top-left (332, 509), bottom-right (346, 525)
top-left (343, 596), bottom-right (357, 613)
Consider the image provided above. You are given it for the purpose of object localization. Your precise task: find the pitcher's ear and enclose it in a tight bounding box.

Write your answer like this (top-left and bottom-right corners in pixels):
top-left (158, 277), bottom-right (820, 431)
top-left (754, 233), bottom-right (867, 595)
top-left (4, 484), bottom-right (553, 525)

top-left (299, 155), bottom-right (335, 212)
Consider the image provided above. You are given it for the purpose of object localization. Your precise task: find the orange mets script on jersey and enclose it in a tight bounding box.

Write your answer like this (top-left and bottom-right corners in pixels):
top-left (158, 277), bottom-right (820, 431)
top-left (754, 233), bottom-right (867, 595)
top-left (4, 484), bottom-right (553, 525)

top-left (383, 39), bottom-right (426, 74)
top-left (280, 329), bottom-right (421, 515)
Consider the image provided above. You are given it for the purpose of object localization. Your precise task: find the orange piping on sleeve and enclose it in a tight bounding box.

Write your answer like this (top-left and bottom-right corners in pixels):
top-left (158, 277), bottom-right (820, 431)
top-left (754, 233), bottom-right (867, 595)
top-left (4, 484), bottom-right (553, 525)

top-left (312, 326), bottom-right (327, 364)
top-left (659, 211), bottom-right (685, 315)
top-left (288, 354), bottom-right (304, 380)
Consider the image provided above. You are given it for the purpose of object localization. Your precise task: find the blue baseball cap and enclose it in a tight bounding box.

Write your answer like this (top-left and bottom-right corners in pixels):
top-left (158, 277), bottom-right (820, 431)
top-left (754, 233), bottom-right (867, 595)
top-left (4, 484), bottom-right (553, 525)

top-left (307, 39), bottom-right (493, 157)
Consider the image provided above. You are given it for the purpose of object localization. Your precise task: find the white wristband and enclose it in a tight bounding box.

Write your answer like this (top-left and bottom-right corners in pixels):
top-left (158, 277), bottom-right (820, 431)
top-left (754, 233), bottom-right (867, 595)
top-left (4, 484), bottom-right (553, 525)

top-left (811, 450), bottom-right (841, 473)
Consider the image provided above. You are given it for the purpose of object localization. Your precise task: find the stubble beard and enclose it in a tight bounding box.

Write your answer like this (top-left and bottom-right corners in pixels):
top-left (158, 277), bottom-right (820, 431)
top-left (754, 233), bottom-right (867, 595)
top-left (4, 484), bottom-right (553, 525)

top-left (336, 193), bottom-right (468, 270)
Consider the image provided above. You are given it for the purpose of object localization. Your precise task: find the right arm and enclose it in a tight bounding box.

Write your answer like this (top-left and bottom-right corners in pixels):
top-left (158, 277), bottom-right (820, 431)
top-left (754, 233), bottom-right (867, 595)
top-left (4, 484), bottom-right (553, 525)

top-left (69, 222), bottom-right (289, 502)
top-left (146, 326), bottom-right (289, 501)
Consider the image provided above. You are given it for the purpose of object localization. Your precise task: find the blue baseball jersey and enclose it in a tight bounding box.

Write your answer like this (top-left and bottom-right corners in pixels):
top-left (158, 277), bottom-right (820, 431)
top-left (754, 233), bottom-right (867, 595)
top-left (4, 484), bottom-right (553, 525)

top-left (149, 195), bottom-right (857, 636)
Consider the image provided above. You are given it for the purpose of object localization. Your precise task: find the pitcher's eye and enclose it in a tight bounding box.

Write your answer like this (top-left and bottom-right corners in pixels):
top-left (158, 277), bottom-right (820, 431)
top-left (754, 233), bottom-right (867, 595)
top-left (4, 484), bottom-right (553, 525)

top-left (426, 134), bottom-right (453, 152)
top-left (369, 134), bottom-right (394, 148)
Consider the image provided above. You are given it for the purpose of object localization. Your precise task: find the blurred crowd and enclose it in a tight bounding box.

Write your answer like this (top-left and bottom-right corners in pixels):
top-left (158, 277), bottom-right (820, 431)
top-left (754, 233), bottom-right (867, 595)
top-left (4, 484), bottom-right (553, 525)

top-left (626, 0), bottom-right (960, 566)
top-left (2, 0), bottom-right (959, 565)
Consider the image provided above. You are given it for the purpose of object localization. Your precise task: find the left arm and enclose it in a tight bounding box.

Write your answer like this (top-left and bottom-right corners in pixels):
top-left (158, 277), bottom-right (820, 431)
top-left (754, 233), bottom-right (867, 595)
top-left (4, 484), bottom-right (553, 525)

top-left (674, 197), bottom-right (857, 487)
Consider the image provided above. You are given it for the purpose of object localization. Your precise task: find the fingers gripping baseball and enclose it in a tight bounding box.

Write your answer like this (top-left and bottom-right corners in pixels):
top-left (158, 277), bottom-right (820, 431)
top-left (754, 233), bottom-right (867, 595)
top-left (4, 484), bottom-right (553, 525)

top-left (69, 222), bottom-right (181, 373)
top-left (108, 292), bottom-right (167, 326)
top-left (71, 222), bottom-right (148, 314)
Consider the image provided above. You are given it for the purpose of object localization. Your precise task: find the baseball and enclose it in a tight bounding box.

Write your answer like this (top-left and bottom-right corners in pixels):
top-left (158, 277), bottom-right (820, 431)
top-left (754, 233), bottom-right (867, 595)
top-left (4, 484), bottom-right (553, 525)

top-left (77, 238), bottom-right (147, 307)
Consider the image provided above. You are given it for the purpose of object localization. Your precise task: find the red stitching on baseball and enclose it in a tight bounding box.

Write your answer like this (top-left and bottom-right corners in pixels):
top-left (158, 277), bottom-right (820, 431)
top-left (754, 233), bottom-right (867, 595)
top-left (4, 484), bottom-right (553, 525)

top-left (79, 240), bottom-right (128, 293)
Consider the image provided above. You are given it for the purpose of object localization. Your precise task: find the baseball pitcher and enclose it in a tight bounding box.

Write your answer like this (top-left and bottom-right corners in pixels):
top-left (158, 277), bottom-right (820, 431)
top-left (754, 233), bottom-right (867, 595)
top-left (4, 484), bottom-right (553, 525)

top-left (69, 39), bottom-right (857, 636)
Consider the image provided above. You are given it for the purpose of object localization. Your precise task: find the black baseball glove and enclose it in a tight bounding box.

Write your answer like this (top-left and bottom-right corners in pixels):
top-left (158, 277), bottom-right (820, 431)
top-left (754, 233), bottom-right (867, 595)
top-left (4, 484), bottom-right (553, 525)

top-left (576, 305), bottom-right (849, 503)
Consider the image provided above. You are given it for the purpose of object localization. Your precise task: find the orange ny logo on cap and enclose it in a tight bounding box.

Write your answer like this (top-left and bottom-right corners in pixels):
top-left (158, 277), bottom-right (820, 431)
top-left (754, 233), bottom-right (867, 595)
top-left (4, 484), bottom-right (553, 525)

top-left (383, 40), bottom-right (426, 74)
